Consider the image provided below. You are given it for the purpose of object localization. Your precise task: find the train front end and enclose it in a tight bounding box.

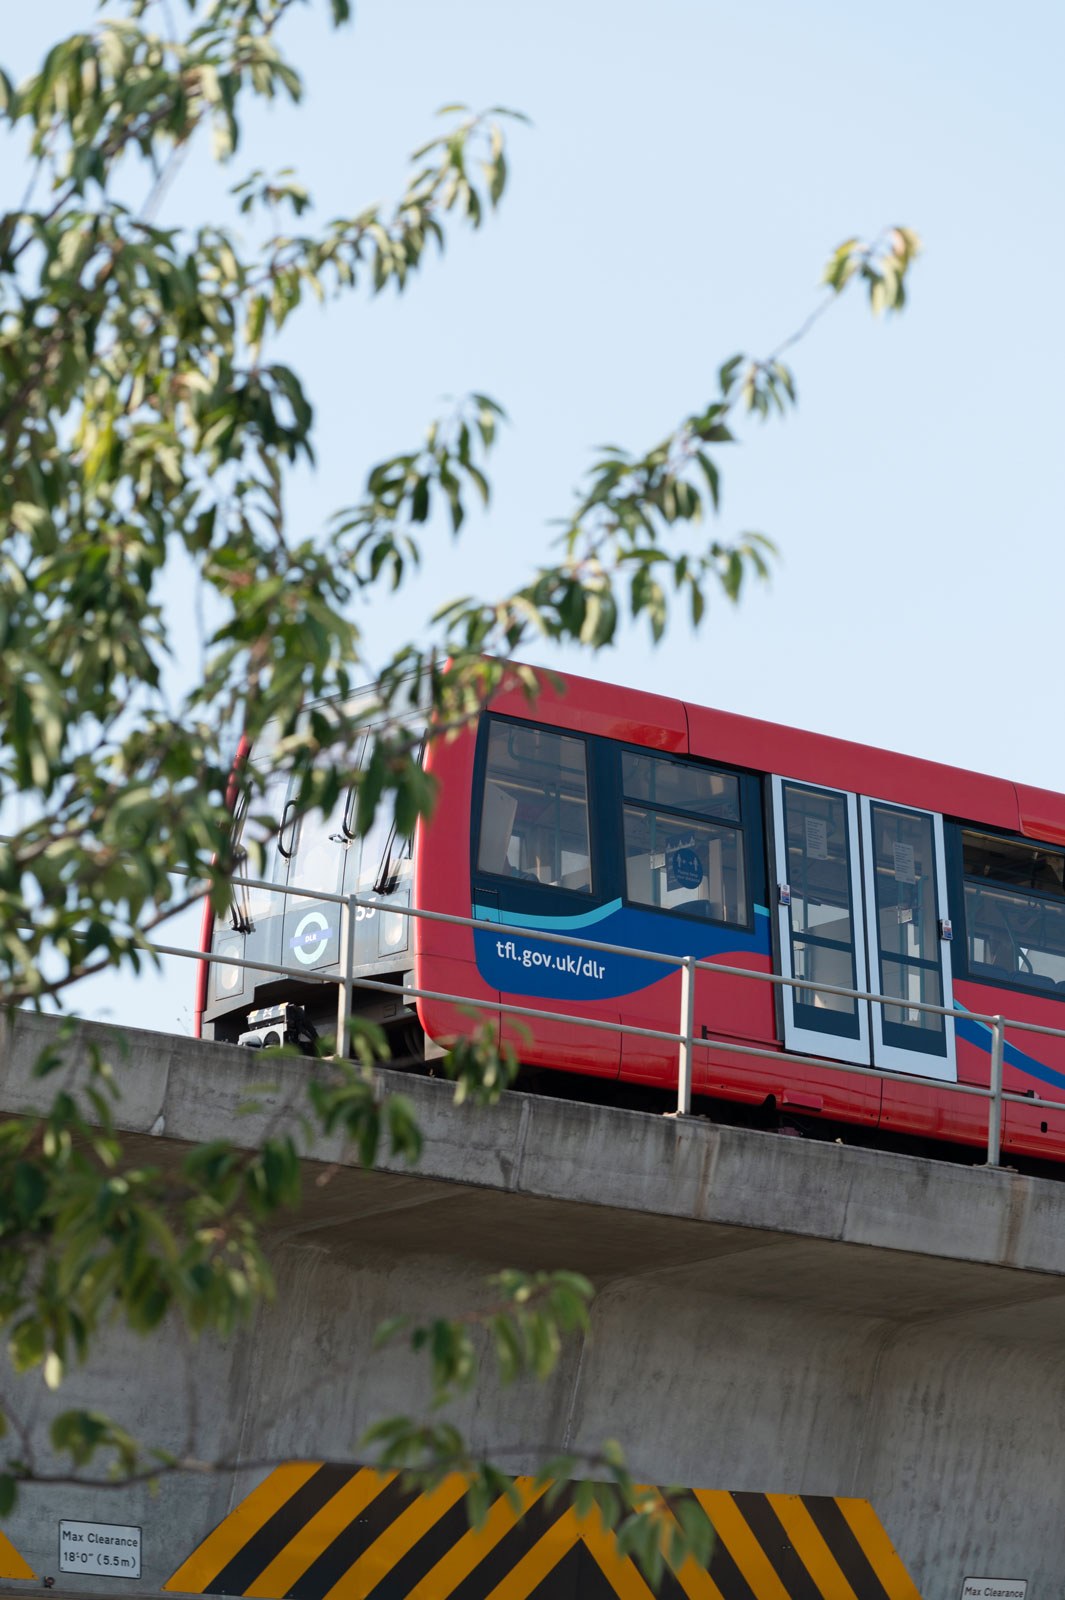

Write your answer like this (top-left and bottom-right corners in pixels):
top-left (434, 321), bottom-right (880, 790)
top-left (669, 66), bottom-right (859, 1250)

top-left (199, 723), bottom-right (418, 1053)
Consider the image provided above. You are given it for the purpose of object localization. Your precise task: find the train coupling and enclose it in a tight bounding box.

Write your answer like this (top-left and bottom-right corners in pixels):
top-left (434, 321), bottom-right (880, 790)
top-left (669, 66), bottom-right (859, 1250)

top-left (238, 1003), bottom-right (318, 1053)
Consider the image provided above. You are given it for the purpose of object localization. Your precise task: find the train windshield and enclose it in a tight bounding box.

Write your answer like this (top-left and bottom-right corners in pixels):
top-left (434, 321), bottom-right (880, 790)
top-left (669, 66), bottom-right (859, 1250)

top-left (284, 743), bottom-right (403, 902)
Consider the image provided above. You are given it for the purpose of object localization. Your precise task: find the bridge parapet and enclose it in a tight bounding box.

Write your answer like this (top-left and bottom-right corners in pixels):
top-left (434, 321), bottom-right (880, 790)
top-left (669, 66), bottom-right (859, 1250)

top-left (3, 1011), bottom-right (1065, 1301)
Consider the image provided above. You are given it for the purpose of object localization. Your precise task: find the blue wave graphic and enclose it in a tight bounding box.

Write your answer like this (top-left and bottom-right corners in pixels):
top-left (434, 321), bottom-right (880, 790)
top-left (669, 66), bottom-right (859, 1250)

top-left (472, 901), bottom-right (771, 1001)
top-left (955, 1005), bottom-right (1065, 1094)
top-left (474, 897), bottom-right (624, 932)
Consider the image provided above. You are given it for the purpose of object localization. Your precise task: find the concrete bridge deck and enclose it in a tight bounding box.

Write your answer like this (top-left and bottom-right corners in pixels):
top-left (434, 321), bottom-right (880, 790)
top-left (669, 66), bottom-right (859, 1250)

top-left (2, 1013), bottom-right (1064, 1600)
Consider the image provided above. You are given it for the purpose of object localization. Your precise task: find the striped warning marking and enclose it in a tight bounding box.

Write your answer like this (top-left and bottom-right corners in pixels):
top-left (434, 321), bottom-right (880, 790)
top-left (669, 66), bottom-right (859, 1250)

top-left (0, 1529), bottom-right (36, 1581)
top-left (165, 1467), bottom-right (922, 1600)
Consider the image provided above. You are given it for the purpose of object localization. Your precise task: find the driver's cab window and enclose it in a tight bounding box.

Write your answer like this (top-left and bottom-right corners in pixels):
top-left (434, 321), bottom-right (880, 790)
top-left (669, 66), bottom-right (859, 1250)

top-left (477, 720), bottom-right (592, 892)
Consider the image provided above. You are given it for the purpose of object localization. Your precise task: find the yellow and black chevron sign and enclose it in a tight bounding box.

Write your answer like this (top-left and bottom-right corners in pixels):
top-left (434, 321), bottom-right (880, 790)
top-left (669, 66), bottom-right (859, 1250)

top-left (165, 1464), bottom-right (922, 1600)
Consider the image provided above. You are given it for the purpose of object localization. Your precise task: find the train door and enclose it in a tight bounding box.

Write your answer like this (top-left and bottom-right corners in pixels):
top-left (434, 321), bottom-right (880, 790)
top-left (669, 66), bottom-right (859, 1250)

top-left (771, 777), bottom-right (956, 1082)
top-left (860, 798), bottom-right (955, 1080)
top-left (771, 780), bottom-right (870, 1067)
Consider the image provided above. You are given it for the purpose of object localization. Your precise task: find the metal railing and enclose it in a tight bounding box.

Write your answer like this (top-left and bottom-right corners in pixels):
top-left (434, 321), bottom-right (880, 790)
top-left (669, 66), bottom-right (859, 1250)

top-left (154, 871), bottom-right (1065, 1168)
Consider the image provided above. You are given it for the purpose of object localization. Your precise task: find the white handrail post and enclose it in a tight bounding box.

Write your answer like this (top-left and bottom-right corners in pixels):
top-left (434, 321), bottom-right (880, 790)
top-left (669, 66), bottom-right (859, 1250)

top-left (986, 1015), bottom-right (1004, 1166)
top-left (677, 955), bottom-right (695, 1116)
top-left (336, 894), bottom-right (357, 1060)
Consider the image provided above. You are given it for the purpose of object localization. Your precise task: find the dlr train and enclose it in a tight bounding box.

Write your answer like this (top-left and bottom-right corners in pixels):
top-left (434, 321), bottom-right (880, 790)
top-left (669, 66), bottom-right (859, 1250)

top-left (197, 666), bottom-right (1065, 1163)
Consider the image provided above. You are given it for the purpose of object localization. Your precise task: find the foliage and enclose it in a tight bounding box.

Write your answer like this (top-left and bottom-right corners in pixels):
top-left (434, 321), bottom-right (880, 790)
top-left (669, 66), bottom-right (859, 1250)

top-left (0, 0), bottom-right (918, 1559)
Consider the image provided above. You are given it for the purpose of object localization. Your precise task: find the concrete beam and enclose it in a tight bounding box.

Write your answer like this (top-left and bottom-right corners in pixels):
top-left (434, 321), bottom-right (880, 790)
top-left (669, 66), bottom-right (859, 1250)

top-left (1, 1012), bottom-right (1063, 1600)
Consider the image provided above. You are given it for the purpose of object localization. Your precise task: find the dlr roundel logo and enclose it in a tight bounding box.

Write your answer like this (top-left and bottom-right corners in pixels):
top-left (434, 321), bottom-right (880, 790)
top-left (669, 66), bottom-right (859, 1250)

top-left (291, 910), bottom-right (332, 965)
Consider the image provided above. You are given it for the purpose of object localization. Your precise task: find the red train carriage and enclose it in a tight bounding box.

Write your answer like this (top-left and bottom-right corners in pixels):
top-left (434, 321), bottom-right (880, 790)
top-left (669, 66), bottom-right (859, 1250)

top-left (199, 666), bottom-right (1065, 1163)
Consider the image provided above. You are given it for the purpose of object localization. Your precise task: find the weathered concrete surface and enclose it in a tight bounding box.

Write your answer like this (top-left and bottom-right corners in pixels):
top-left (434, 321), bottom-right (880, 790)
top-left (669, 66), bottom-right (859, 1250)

top-left (2, 1011), bottom-right (1065, 1600)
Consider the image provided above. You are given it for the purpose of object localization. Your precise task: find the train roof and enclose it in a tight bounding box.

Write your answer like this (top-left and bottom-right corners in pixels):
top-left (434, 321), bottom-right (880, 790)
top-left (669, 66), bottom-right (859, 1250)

top-left (485, 663), bottom-right (1065, 847)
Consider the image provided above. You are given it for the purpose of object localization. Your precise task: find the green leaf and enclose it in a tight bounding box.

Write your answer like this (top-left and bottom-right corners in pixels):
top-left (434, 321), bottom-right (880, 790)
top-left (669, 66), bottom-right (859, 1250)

top-left (0, 0), bottom-right (917, 1520)
top-left (373, 1316), bottom-right (408, 1349)
top-left (717, 354), bottom-right (745, 394)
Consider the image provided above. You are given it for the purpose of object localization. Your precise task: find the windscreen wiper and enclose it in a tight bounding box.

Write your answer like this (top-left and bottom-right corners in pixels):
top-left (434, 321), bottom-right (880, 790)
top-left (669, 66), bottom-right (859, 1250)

top-left (373, 822), bottom-right (400, 896)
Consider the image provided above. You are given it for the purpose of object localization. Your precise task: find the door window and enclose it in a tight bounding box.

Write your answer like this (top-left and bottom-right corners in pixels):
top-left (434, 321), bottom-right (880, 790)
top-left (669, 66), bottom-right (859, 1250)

top-left (780, 782), bottom-right (861, 1032)
top-left (866, 804), bottom-right (945, 1049)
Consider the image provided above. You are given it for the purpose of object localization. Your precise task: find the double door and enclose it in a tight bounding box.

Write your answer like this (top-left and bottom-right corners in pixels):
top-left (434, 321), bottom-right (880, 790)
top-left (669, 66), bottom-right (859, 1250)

top-left (771, 777), bottom-right (955, 1081)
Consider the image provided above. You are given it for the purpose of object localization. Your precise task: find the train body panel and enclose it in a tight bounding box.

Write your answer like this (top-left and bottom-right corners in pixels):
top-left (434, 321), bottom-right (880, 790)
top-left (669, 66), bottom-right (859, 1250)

top-left (686, 702), bottom-right (1022, 831)
top-left (205, 663), bottom-right (1065, 1165)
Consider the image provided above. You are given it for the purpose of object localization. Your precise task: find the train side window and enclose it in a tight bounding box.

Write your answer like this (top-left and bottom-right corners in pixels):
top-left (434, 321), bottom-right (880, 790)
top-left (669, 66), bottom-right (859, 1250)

top-left (476, 721), bottom-right (593, 892)
top-left (621, 751), bottom-right (747, 924)
top-left (962, 830), bottom-right (1065, 992)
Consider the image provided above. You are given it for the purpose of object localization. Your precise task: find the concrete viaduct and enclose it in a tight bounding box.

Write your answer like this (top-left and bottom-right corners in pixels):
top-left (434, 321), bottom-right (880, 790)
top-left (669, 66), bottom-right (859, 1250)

top-left (2, 1012), bottom-right (1064, 1600)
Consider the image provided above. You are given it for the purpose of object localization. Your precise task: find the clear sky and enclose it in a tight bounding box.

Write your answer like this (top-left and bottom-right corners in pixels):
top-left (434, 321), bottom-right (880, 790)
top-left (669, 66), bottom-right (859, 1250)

top-left (5, 1), bottom-right (1064, 1033)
